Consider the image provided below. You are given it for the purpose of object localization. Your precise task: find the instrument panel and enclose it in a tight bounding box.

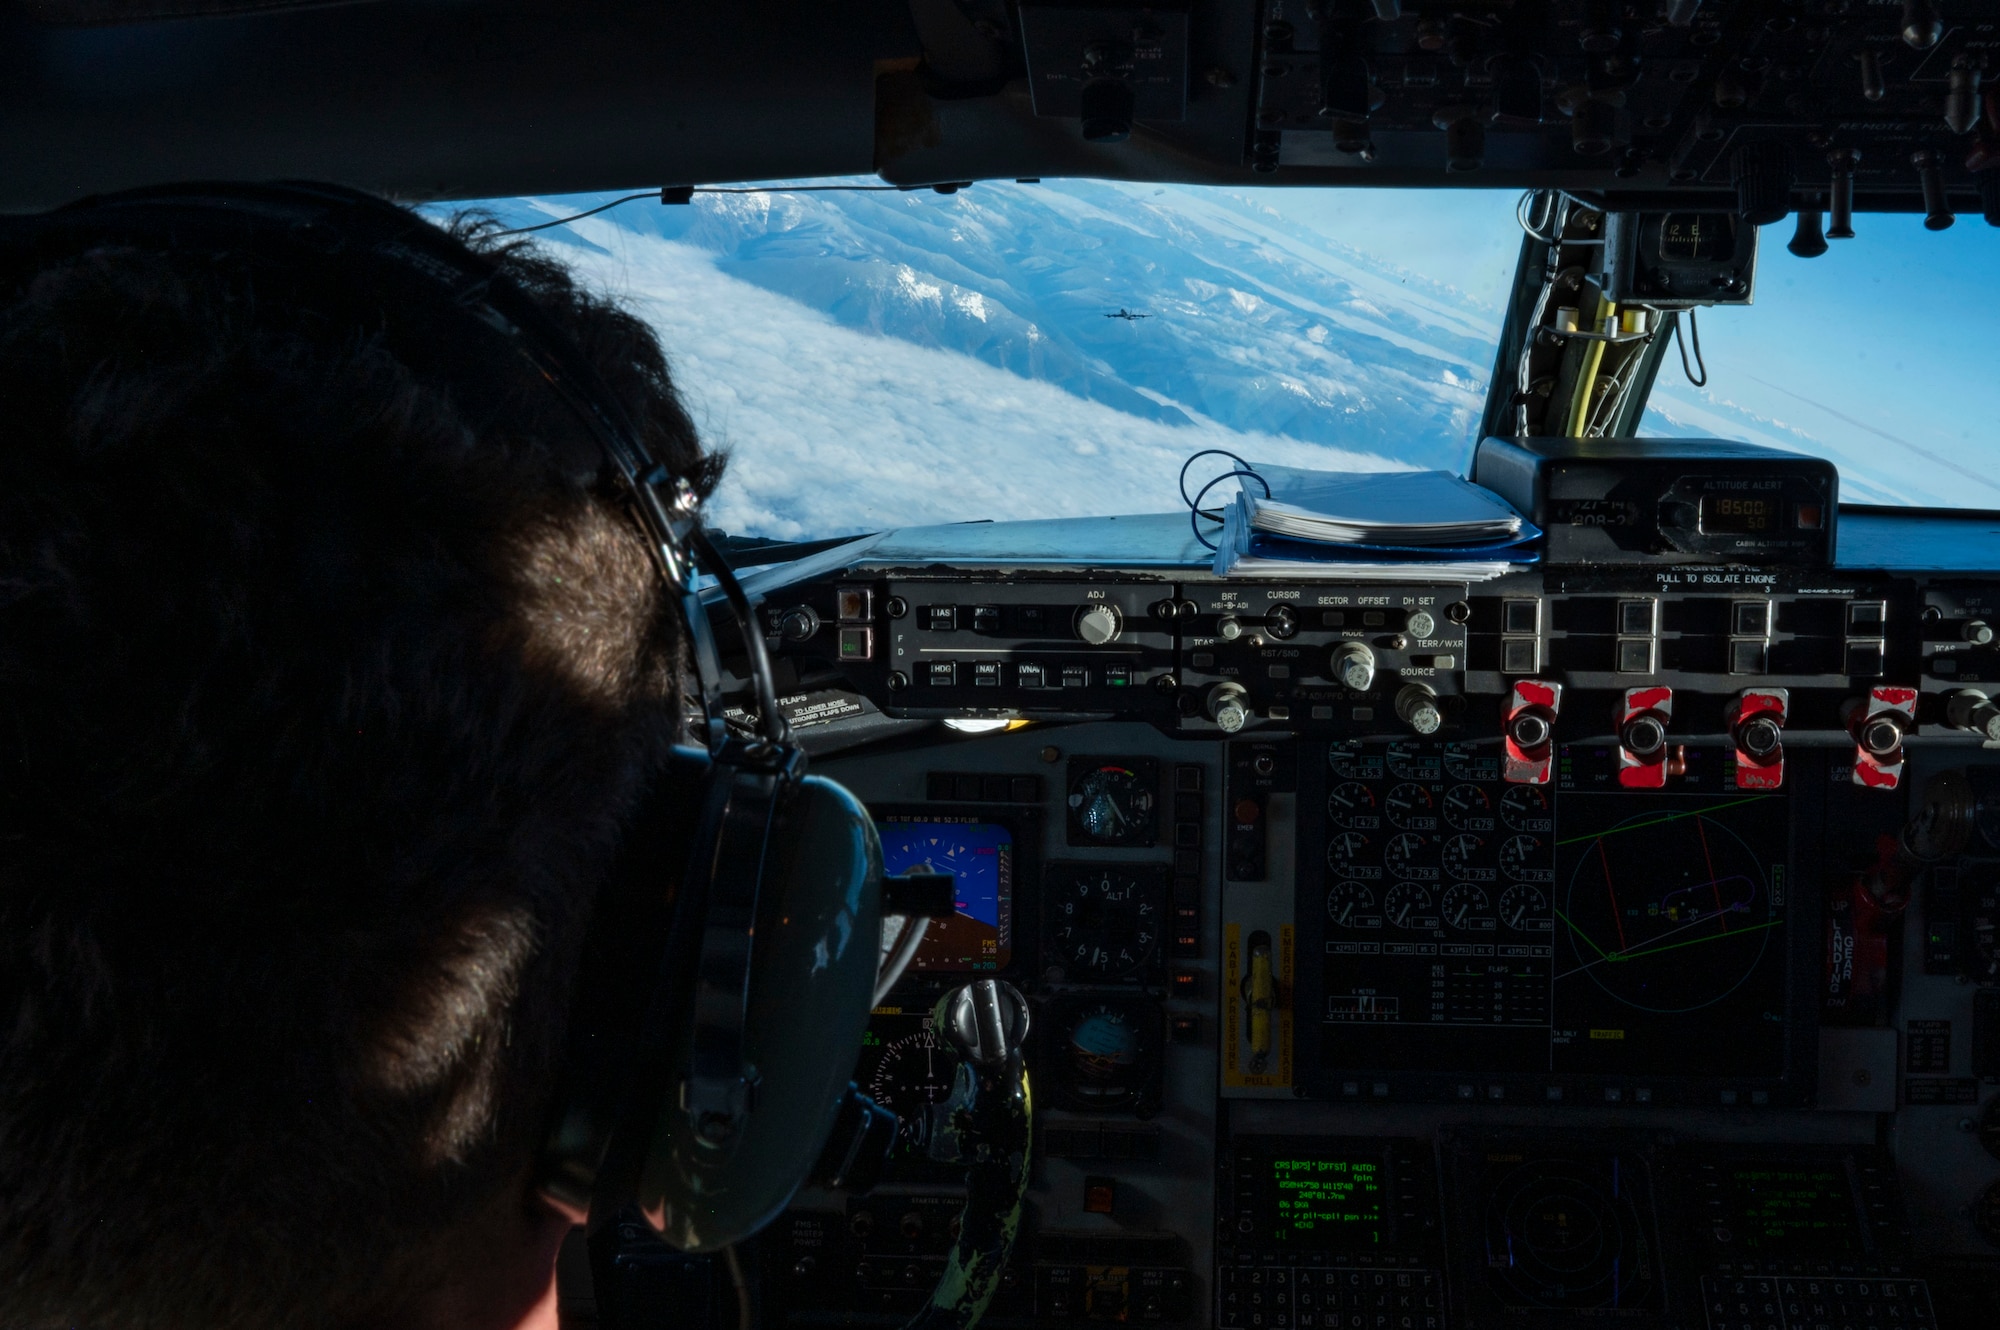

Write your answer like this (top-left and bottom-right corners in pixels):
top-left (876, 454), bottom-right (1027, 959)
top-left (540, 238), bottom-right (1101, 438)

top-left (742, 554), bottom-right (2000, 1329)
top-left (1299, 741), bottom-right (1815, 1108)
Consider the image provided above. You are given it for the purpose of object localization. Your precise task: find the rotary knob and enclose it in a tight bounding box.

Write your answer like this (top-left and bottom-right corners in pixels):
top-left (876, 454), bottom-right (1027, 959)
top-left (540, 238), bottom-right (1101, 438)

top-left (1948, 689), bottom-right (2000, 742)
top-left (1396, 683), bottom-right (1443, 735)
top-left (1207, 682), bottom-right (1251, 733)
top-left (1331, 643), bottom-right (1377, 692)
top-left (1075, 604), bottom-right (1123, 645)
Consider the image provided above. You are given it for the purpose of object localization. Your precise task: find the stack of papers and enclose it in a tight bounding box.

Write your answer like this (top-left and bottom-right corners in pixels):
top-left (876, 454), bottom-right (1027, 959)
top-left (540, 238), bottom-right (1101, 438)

top-left (1211, 464), bottom-right (1541, 580)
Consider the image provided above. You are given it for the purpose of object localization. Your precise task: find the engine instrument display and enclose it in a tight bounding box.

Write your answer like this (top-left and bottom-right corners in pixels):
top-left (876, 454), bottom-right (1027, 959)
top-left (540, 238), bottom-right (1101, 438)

top-left (877, 816), bottom-right (1014, 971)
top-left (1299, 742), bottom-right (1806, 1103)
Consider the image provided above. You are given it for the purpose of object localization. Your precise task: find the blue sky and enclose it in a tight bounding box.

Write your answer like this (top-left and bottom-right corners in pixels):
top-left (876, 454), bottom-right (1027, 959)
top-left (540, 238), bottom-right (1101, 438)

top-left (1647, 210), bottom-right (2000, 509)
top-left (470, 182), bottom-right (1999, 536)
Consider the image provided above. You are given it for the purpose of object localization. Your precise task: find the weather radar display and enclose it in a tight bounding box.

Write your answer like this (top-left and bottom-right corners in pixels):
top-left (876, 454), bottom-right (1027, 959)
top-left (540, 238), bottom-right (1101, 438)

top-left (878, 818), bottom-right (1014, 971)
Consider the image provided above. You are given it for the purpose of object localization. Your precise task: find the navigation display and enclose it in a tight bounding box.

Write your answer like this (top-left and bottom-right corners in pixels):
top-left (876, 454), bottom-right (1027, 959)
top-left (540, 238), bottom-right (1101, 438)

top-left (877, 817), bottom-right (1014, 971)
top-left (1550, 789), bottom-right (1790, 1079)
top-left (1300, 741), bottom-right (1804, 1101)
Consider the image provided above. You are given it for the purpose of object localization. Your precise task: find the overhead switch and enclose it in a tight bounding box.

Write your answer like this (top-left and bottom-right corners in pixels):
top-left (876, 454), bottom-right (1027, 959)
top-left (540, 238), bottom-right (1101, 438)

top-left (1732, 142), bottom-right (1794, 226)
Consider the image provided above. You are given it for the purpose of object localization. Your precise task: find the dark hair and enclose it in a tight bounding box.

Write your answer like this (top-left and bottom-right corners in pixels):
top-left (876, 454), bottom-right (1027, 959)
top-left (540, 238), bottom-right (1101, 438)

top-left (0, 210), bottom-right (719, 1328)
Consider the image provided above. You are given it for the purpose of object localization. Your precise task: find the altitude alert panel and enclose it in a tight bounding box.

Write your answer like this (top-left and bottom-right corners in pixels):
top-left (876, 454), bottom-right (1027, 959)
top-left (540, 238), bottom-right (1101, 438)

top-left (1296, 742), bottom-right (1819, 1107)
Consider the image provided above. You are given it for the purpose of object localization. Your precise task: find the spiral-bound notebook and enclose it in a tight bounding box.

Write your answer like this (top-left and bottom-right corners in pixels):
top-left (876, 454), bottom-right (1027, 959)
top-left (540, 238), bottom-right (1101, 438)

top-left (1213, 463), bottom-right (1541, 579)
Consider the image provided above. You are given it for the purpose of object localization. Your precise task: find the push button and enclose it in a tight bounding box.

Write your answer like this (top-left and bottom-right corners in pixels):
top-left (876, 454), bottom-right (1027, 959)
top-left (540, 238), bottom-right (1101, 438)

top-left (1733, 600), bottom-right (1770, 636)
top-left (1618, 599), bottom-right (1655, 635)
top-left (1616, 638), bottom-right (1654, 673)
top-left (1502, 599), bottom-right (1540, 634)
top-left (835, 587), bottom-right (873, 622)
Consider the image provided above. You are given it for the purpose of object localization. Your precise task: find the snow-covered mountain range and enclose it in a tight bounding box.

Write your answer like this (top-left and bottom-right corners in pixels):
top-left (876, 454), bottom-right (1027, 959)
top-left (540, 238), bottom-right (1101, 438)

top-left (460, 180), bottom-right (1941, 537)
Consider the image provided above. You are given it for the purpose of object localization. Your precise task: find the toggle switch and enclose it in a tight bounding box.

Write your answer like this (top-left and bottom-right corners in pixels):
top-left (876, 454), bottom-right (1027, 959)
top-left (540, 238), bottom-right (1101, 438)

top-left (1503, 680), bottom-right (1563, 785)
top-left (1915, 149), bottom-right (1955, 230)
top-left (1788, 205), bottom-right (1829, 258)
top-left (1849, 685), bottom-right (1919, 789)
top-left (1858, 49), bottom-right (1887, 103)
top-left (1827, 147), bottom-right (1861, 238)
top-left (1729, 688), bottom-right (1790, 790)
top-left (1947, 54), bottom-right (1983, 134)
top-left (1903, 0), bottom-right (1943, 50)
top-left (1617, 686), bottom-right (1674, 789)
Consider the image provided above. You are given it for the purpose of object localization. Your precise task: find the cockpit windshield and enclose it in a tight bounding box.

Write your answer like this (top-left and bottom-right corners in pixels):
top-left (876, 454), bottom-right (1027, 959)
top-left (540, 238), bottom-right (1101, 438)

top-left (1638, 214), bottom-right (2000, 510)
top-left (468, 182), bottom-right (1998, 537)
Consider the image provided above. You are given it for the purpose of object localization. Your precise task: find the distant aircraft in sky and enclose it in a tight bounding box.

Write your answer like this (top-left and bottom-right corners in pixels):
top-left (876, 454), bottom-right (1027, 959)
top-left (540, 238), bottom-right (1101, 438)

top-left (1103, 308), bottom-right (1150, 321)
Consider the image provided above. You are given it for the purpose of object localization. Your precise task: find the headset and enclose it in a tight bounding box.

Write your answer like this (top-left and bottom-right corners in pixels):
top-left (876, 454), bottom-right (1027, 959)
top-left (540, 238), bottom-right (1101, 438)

top-left (0, 183), bottom-right (892, 1268)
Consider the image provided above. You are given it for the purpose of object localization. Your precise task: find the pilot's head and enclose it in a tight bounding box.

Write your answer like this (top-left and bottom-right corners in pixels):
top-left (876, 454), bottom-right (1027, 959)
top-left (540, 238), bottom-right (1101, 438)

top-left (0, 201), bottom-right (718, 1329)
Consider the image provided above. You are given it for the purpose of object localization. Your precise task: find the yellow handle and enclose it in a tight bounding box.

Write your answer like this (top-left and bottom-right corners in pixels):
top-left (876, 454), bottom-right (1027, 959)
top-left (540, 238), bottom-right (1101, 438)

top-left (1247, 938), bottom-right (1274, 1058)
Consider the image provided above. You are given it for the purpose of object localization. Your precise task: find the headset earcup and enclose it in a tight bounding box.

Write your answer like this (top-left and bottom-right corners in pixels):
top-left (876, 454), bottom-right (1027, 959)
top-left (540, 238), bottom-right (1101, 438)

top-left (540, 746), bottom-right (715, 1219)
top-left (637, 772), bottom-right (882, 1251)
